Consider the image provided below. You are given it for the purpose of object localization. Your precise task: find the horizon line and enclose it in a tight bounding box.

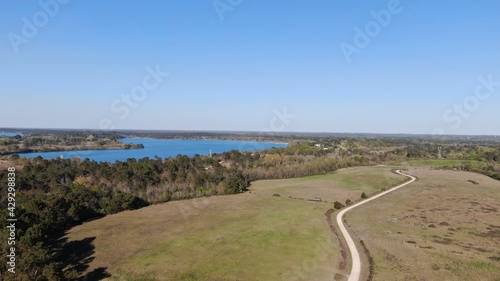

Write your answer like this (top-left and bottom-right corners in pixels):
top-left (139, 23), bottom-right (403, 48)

top-left (1, 127), bottom-right (499, 138)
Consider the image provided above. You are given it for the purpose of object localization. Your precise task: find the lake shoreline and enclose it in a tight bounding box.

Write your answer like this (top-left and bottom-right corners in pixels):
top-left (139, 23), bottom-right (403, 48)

top-left (14, 138), bottom-right (288, 162)
top-left (6, 145), bottom-right (144, 155)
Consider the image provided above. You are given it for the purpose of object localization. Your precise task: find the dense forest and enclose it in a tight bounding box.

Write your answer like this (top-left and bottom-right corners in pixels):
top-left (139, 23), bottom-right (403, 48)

top-left (0, 132), bottom-right (499, 280)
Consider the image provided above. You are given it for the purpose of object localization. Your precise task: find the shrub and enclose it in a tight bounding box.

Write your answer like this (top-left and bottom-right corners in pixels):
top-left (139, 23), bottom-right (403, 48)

top-left (334, 201), bottom-right (344, 210)
top-left (272, 193), bottom-right (281, 197)
top-left (361, 192), bottom-right (368, 199)
top-left (345, 199), bottom-right (353, 206)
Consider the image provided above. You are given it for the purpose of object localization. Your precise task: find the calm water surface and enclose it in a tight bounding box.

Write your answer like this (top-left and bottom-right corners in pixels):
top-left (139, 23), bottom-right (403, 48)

top-left (16, 138), bottom-right (287, 162)
top-left (0, 132), bottom-right (23, 137)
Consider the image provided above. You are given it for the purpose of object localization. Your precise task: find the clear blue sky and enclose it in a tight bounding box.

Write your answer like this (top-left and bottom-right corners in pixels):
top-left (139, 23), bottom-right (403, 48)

top-left (1, 0), bottom-right (499, 135)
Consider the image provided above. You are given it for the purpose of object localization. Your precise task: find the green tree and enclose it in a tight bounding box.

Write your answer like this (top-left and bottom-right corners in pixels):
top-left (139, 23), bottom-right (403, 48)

top-left (334, 201), bottom-right (344, 210)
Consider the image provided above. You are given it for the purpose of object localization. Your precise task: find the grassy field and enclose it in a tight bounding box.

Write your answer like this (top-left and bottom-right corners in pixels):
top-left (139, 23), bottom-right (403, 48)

top-left (347, 168), bottom-right (500, 281)
top-left (249, 166), bottom-right (406, 204)
top-left (402, 159), bottom-right (488, 168)
top-left (65, 166), bottom-right (405, 280)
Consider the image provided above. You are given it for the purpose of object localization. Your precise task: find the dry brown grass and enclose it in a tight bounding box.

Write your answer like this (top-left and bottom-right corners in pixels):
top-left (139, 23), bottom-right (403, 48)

top-left (347, 168), bottom-right (500, 281)
top-left (0, 159), bottom-right (21, 170)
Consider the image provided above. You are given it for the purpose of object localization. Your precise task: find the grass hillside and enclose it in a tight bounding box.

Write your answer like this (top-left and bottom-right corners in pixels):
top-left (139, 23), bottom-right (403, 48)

top-left (66, 166), bottom-right (405, 280)
top-left (348, 168), bottom-right (500, 280)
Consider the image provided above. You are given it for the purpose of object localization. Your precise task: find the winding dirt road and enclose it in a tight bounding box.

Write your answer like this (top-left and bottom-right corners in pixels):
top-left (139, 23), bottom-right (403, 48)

top-left (336, 170), bottom-right (416, 281)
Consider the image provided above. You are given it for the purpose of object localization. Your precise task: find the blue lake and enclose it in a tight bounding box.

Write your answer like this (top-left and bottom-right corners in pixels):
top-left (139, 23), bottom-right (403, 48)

top-left (16, 138), bottom-right (287, 162)
top-left (0, 132), bottom-right (22, 137)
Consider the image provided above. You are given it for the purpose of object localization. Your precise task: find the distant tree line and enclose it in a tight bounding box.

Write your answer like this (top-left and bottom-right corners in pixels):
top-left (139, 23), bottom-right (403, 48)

top-left (0, 134), bottom-right (143, 155)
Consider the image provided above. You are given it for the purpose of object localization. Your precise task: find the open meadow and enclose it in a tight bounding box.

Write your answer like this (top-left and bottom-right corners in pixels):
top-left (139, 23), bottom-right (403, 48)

top-left (65, 166), bottom-right (405, 280)
top-left (348, 167), bottom-right (500, 281)
top-left (249, 166), bottom-right (406, 204)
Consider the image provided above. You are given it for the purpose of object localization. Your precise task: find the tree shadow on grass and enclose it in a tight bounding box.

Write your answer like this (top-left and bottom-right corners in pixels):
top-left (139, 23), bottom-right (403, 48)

top-left (51, 233), bottom-right (111, 280)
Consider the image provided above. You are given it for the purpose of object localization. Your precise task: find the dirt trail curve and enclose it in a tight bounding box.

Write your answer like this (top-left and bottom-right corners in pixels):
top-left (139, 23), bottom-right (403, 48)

top-left (336, 170), bottom-right (417, 281)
